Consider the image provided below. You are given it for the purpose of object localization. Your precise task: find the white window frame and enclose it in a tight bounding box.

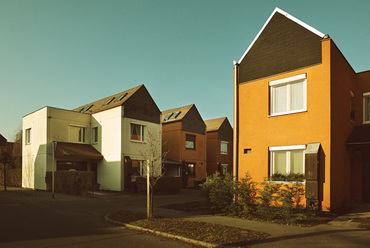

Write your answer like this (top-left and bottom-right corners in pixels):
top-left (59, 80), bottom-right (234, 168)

top-left (92, 126), bottom-right (98, 144)
top-left (269, 145), bottom-right (306, 182)
top-left (269, 73), bottom-right (307, 117)
top-left (69, 125), bottom-right (86, 143)
top-left (130, 122), bottom-right (146, 143)
top-left (220, 141), bottom-right (228, 155)
top-left (363, 92), bottom-right (370, 123)
top-left (25, 128), bottom-right (31, 145)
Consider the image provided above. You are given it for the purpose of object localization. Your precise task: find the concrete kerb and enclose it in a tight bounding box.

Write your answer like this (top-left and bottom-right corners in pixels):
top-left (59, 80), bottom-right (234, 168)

top-left (104, 213), bottom-right (232, 248)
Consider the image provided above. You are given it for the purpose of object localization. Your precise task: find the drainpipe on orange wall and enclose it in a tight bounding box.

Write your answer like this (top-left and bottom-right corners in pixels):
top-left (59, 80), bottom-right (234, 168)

top-left (233, 61), bottom-right (239, 182)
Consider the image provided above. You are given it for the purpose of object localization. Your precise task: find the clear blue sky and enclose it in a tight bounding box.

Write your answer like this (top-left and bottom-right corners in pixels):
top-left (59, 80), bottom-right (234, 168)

top-left (1, 0), bottom-right (370, 141)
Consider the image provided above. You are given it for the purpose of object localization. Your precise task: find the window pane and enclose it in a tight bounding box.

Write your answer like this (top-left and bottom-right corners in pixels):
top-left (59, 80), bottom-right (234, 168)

top-left (185, 134), bottom-right (195, 149)
top-left (221, 142), bottom-right (228, 154)
top-left (131, 160), bottom-right (141, 176)
top-left (291, 81), bottom-right (304, 110)
top-left (274, 85), bottom-right (287, 113)
top-left (367, 97), bottom-right (370, 121)
top-left (131, 124), bottom-right (144, 141)
top-left (187, 163), bottom-right (195, 176)
top-left (290, 150), bottom-right (304, 174)
top-left (273, 151), bottom-right (287, 175)
top-left (92, 127), bottom-right (98, 143)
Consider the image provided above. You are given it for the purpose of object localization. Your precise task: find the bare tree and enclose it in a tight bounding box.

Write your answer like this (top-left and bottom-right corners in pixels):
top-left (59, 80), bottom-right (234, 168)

top-left (139, 128), bottom-right (167, 220)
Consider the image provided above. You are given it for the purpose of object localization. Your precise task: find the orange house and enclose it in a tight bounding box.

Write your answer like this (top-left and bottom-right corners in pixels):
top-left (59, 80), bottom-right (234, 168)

top-left (204, 117), bottom-right (233, 176)
top-left (162, 104), bottom-right (207, 188)
top-left (234, 7), bottom-right (370, 211)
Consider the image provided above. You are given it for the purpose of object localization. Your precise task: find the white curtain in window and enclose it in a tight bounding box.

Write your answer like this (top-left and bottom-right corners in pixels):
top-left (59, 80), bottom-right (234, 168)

top-left (274, 85), bottom-right (287, 113)
top-left (273, 151), bottom-right (287, 174)
top-left (291, 81), bottom-right (304, 111)
top-left (290, 150), bottom-right (304, 174)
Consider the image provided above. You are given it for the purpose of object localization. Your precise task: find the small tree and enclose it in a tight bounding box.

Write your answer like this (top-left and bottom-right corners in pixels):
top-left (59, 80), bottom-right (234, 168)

top-left (237, 172), bottom-right (258, 214)
top-left (0, 150), bottom-right (12, 191)
top-left (139, 128), bottom-right (167, 220)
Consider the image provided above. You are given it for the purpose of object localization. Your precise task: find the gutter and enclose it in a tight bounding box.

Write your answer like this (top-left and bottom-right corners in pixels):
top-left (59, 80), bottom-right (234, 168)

top-left (233, 61), bottom-right (239, 181)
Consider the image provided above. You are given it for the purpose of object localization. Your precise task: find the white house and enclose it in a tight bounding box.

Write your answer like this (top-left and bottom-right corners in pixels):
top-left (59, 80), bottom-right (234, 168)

top-left (22, 85), bottom-right (162, 191)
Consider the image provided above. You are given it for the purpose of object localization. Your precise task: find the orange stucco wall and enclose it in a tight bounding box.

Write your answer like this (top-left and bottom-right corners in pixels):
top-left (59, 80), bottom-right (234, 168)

top-left (162, 121), bottom-right (207, 187)
top-left (206, 132), bottom-right (233, 176)
top-left (237, 39), bottom-right (336, 210)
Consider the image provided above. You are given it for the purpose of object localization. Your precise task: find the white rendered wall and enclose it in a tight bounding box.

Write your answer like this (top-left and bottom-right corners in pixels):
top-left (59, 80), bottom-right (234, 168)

top-left (122, 117), bottom-right (162, 178)
top-left (92, 107), bottom-right (122, 191)
top-left (22, 107), bottom-right (48, 189)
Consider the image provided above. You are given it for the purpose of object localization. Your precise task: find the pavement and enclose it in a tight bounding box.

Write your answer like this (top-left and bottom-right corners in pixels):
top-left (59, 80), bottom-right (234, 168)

top-left (1, 187), bottom-right (370, 247)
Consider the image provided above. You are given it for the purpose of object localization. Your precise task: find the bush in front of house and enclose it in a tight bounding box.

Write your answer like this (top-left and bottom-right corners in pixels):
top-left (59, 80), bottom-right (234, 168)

top-left (202, 172), bottom-right (307, 221)
top-left (136, 176), bottom-right (182, 194)
top-left (45, 171), bottom-right (98, 195)
top-left (201, 172), bottom-right (237, 214)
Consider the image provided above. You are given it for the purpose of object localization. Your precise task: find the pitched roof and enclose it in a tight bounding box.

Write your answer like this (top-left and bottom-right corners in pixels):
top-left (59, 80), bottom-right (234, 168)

top-left (161, 104), bottom-right (194, 123)
top-left (72, 85), bottom-right (143, 114)
top-left (54, 142), bottom-right (103, 160)
top-left (204, 117), bottom-right (227, 132)
top-left (238, 7), bottom-right (325, 64)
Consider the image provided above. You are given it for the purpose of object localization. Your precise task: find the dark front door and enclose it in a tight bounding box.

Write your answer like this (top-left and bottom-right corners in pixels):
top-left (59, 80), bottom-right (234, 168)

top-left (124, 156), bottom-right (132, 191)
top-left (363, 162), bottom-right (370, 202)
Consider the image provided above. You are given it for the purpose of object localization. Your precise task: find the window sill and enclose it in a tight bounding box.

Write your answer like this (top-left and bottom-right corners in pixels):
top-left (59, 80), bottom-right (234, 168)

top-left (269, 109), bottom-right (307, 117)
top-left (131, 140), bottom-right (145, 143)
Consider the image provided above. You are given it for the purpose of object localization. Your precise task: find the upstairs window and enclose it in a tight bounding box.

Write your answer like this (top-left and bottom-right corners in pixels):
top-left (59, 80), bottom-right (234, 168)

top-left (269, 145), bottom-right (305, 182)
top-left (363, 92), bottom-right (370, 123)
top-left (131, 123), bottom-right (145, 142)
top-left (270, 73), bottom-right (307, 116)
top-left (70, 125), bottom-right (86, 143)
top-left (185, 134), bottom-right (196, 149)
top-left (92, 127), bottom-right (98, 143)
top-left (25, 128), bottom-right (31, 145)
top-left (220, 141), bottom-right (228, 155)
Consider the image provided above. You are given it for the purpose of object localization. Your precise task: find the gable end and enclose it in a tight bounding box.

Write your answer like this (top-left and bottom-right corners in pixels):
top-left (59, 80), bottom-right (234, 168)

top-left (239, 11), bottom-right (323, 83)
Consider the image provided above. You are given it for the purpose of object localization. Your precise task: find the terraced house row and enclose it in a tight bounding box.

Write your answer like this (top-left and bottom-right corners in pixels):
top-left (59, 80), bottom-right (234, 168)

top-left (22, 85), bottom-right (233, 191)
top-left (233, 8), bottom-right (370, 211)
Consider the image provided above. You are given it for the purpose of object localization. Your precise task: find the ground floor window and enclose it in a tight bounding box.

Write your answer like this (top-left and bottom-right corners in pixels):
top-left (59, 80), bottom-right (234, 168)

top-left (269, 145), bottom-right (305, 182)
top-left (185, 162), bottom-right (195, 176)
top-left (131, 159), bottom-right (145, 176)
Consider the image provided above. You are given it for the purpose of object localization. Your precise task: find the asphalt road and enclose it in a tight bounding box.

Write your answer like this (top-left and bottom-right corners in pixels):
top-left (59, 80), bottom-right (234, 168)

top-left (0, 188), bottom-right (194, 248)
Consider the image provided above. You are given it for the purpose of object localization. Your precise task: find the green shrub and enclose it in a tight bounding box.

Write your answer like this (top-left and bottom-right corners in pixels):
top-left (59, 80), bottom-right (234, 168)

top-left (279, 182), bottom-right (305, 209)
top-left (256, 180), bottom-right (281, 218)
top-left (202, 172), bottom-right (236, 214)
top-left (237, 172), bottom-right (257, 215)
